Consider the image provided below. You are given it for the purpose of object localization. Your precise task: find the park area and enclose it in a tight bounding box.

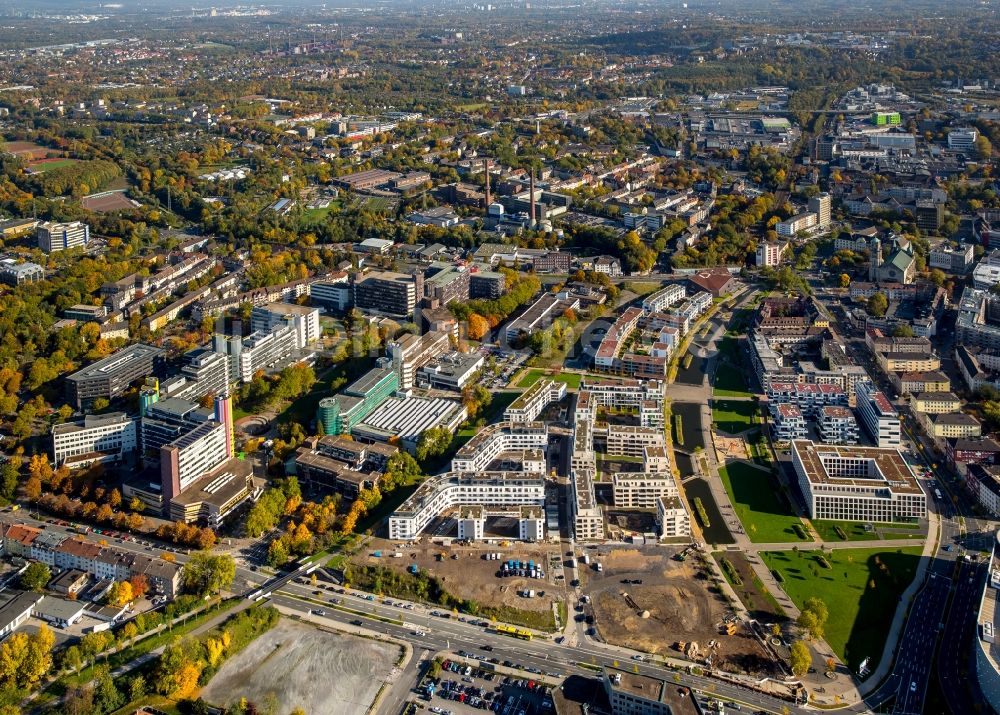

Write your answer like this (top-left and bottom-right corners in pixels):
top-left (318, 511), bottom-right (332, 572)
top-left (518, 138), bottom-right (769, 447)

top-left (515, 368), bottom-right (582, 389)
top-left (810, 519), bottom-right (924, 543)
top-left (718, 462), bottom-right (807, 543)
top-left (201, 618), bottom-right (400, 715)
top-left (711, 399), bottom-right (757, 435)
top-left (712, 336), bottom-right (752, 398)
top-left (761, 546), bottom-right (922, 672)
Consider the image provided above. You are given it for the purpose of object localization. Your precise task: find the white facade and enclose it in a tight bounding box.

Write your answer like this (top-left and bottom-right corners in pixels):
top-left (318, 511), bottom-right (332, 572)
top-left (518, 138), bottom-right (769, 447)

top-left (388, 473), bottom-right (545, 540)
top-left (776, 211), bottom-right (818, 237)
top-left (504, 379), bottom-right (567, 422)
top-left (818, 406), bottom-right (860, 445)
top-left (37, 221), bottom-right (89, 253)
top-left (641, 284), bottom-right (686, 312)
top-left (656, 497), bottom-right (691, 539)
top-left (948, 127), bottom-right (979, 152)
top-left (791, 440), bottom-right (926, 522)
top-left (451, 422), bottom-right (548, 472)
top-left (52, 413), bottom-right (137, 466)
top-left (855, 381), bottom-right (901, 447)
top-left (251, 303), bottom-right (320, 349)
top-left (756, 242), bottom-right (784, 267)
top-left (612, 472), bottom-right (681, 509)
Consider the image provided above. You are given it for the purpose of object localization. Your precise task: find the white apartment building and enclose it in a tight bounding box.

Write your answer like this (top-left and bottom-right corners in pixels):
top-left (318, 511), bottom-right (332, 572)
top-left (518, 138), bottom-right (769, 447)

top-left (855, 381), bottom-right (901, 447)
top-left (612, 472), bottom-right (682, 509)
top-left (570, 418), bottom-right (604, 540)
top-left (641, 284), bottom-right (686, 313)
top-left (656, 496), bottom-right (692, 539)
top-left (388, 473), bottom-right (545, 540)
top-left (677, 291), bottom-right (712, 321)
top-left (777, 211), bottom-right (818, 237)
top-left (771, 403), bottom-right (808, 441)
top-left (503, 379), bottom-right (567, 422)
top-left (756, 242), bottom-right (785, 267)
top-left (451, 422), bottom-right (549, 472)
top-left (251, 303), bottom-right (320, 349)
top-left (791, 440), bottom-right (926, 522)
top-left (809, 193), bottom-right (832, 229)
top-left (51, 413), bottom-right (137, 467)
top-left (579, 378), bottom-right (665, 410)
top-left (818, 406), bottom-right (860, 445)
top-left (604, 424), bottom-right (664, 458)
top-left (214, 325), bottom-right (300, 383)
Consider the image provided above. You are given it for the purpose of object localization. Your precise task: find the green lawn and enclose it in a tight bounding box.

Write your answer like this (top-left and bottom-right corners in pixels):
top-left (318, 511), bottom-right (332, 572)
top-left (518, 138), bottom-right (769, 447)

top-left (515, 369), bottom-right (582, 389)
top-left (712, 337), bottom-right (752, 397)
top-left (28, 158), bottom-right (80, 172)
top-left (711, 399), bottom-right (757, 434)
top-left (811, 520), bottom-right (924, 542)
top-left (761, 546), bottom-right (923, 672)
top-left (718, 462), bottom-right (806, 543)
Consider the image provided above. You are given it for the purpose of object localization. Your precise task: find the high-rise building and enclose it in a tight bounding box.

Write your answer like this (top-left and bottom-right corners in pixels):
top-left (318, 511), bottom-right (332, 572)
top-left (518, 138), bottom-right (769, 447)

top-left (251, 302), bottom-right (320, 349)
top-left (855, 381), bottom-right (902, 447)
top-left (755, 242), bottom-right (785, 267)
top-left (809, 192), bottom-right (831, 229)
top-left (65, 344), bottom-right (165, 409)
top-left (387, 330), bottom-right (450, 390)
top-left (37, 221), bottom-right (89, 254)
top-left (353, 270), bottom-right (418, 317)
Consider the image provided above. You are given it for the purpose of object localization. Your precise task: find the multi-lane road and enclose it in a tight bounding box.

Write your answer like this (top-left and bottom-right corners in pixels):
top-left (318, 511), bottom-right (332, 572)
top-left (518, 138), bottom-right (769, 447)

top-left (267, 573), bottom-right (812, 715)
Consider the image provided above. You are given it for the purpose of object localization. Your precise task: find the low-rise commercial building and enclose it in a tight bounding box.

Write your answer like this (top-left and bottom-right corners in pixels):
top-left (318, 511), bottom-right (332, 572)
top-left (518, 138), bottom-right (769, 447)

top-left (791, 440), bottom-right (926, 522)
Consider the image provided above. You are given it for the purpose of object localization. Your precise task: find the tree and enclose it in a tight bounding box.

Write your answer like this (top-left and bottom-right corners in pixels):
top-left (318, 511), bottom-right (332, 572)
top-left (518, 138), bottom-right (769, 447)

top-left (891, 325), bottom-right (914, 338)
top-left (838, 273), bottom-right (851, 289)
top-left (789, 640), bottom-right (811, 676)
top-left (20, 562), bottom-right (51, 592)
top-left (797, 597), bottom-right (829, 640)
top-left (467, 313), bottom-right (489, 341)
top-left (976, 134), bottom-right (994, 161)
top-left (106, 580), bottom-right (134, 607)
top-left (866, 292), bottom-right (888, 318)
top-left (128, 574), bottom-right (150, 599)
top-left (182, 553), bottom-right (235, 596)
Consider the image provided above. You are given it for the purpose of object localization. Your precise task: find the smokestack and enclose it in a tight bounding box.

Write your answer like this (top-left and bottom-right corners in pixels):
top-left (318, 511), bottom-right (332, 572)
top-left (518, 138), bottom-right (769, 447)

top-left (484, 158), bottom-right (491, 208)
top-left (529, 169), bottom-right (536, 228)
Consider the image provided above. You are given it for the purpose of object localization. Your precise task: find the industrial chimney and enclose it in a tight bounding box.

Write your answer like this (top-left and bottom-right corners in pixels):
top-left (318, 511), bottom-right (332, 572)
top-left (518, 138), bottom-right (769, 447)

top-left (529, 169), bottom-right (536, 229)
top-left (484, 158), bottom-right (491, 208)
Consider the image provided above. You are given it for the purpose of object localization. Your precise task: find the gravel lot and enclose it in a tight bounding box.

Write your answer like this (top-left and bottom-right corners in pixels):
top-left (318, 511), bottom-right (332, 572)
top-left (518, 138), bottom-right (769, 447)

top-left (201, 619), bottom-right (399, 714)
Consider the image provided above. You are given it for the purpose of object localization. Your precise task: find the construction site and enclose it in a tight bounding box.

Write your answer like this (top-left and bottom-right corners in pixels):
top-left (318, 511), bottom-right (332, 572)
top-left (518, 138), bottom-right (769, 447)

top-left (581, 547), bottom-right (785, 677)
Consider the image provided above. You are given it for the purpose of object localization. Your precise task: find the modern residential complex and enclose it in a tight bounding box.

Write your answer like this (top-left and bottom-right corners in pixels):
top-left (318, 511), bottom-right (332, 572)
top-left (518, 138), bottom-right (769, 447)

top-left (855, 380), bottom-right (902, 447)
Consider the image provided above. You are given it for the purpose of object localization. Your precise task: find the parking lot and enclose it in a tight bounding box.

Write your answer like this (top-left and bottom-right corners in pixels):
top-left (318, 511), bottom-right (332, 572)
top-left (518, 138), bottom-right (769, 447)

top-left (422, 657), bottom-right (556, 715)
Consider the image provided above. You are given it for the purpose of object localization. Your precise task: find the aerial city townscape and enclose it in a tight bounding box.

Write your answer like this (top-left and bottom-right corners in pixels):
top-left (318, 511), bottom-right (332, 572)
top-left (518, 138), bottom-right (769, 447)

top-left (0, 0), bottom-right (997, 713)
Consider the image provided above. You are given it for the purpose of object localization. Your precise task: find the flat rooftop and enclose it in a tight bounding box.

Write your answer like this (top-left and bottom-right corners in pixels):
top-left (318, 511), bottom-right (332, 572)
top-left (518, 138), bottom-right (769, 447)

top-left (792, 439), bottom-right (921, 493)
top-left (67, 343), bottom-right (163, 381)
top-left (603, 667), bottom-right (699, 715)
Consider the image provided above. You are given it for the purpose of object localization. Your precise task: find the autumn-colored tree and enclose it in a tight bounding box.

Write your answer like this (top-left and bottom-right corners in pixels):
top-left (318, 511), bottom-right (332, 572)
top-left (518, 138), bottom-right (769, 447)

top-left (129, 496), bottom-right (144, 513)
top-left (107, 489), bottom-right (122, 509)
top-left (195, 527), bottom-right (217, 550)
top-left (128, 574), bottom-right (149, 599)
top-left (106, 581), bottom-right (134, 607)
top-left (127, 513), bottom-right (145, 531)
top-left (28, 454), bottom-right (53, 484)
top-left (24, 476), bottom-right (41, 502)
top-left (467, 313), bottom-right (489, 340)
top-left (95, 504), bottom-right (114, 523)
